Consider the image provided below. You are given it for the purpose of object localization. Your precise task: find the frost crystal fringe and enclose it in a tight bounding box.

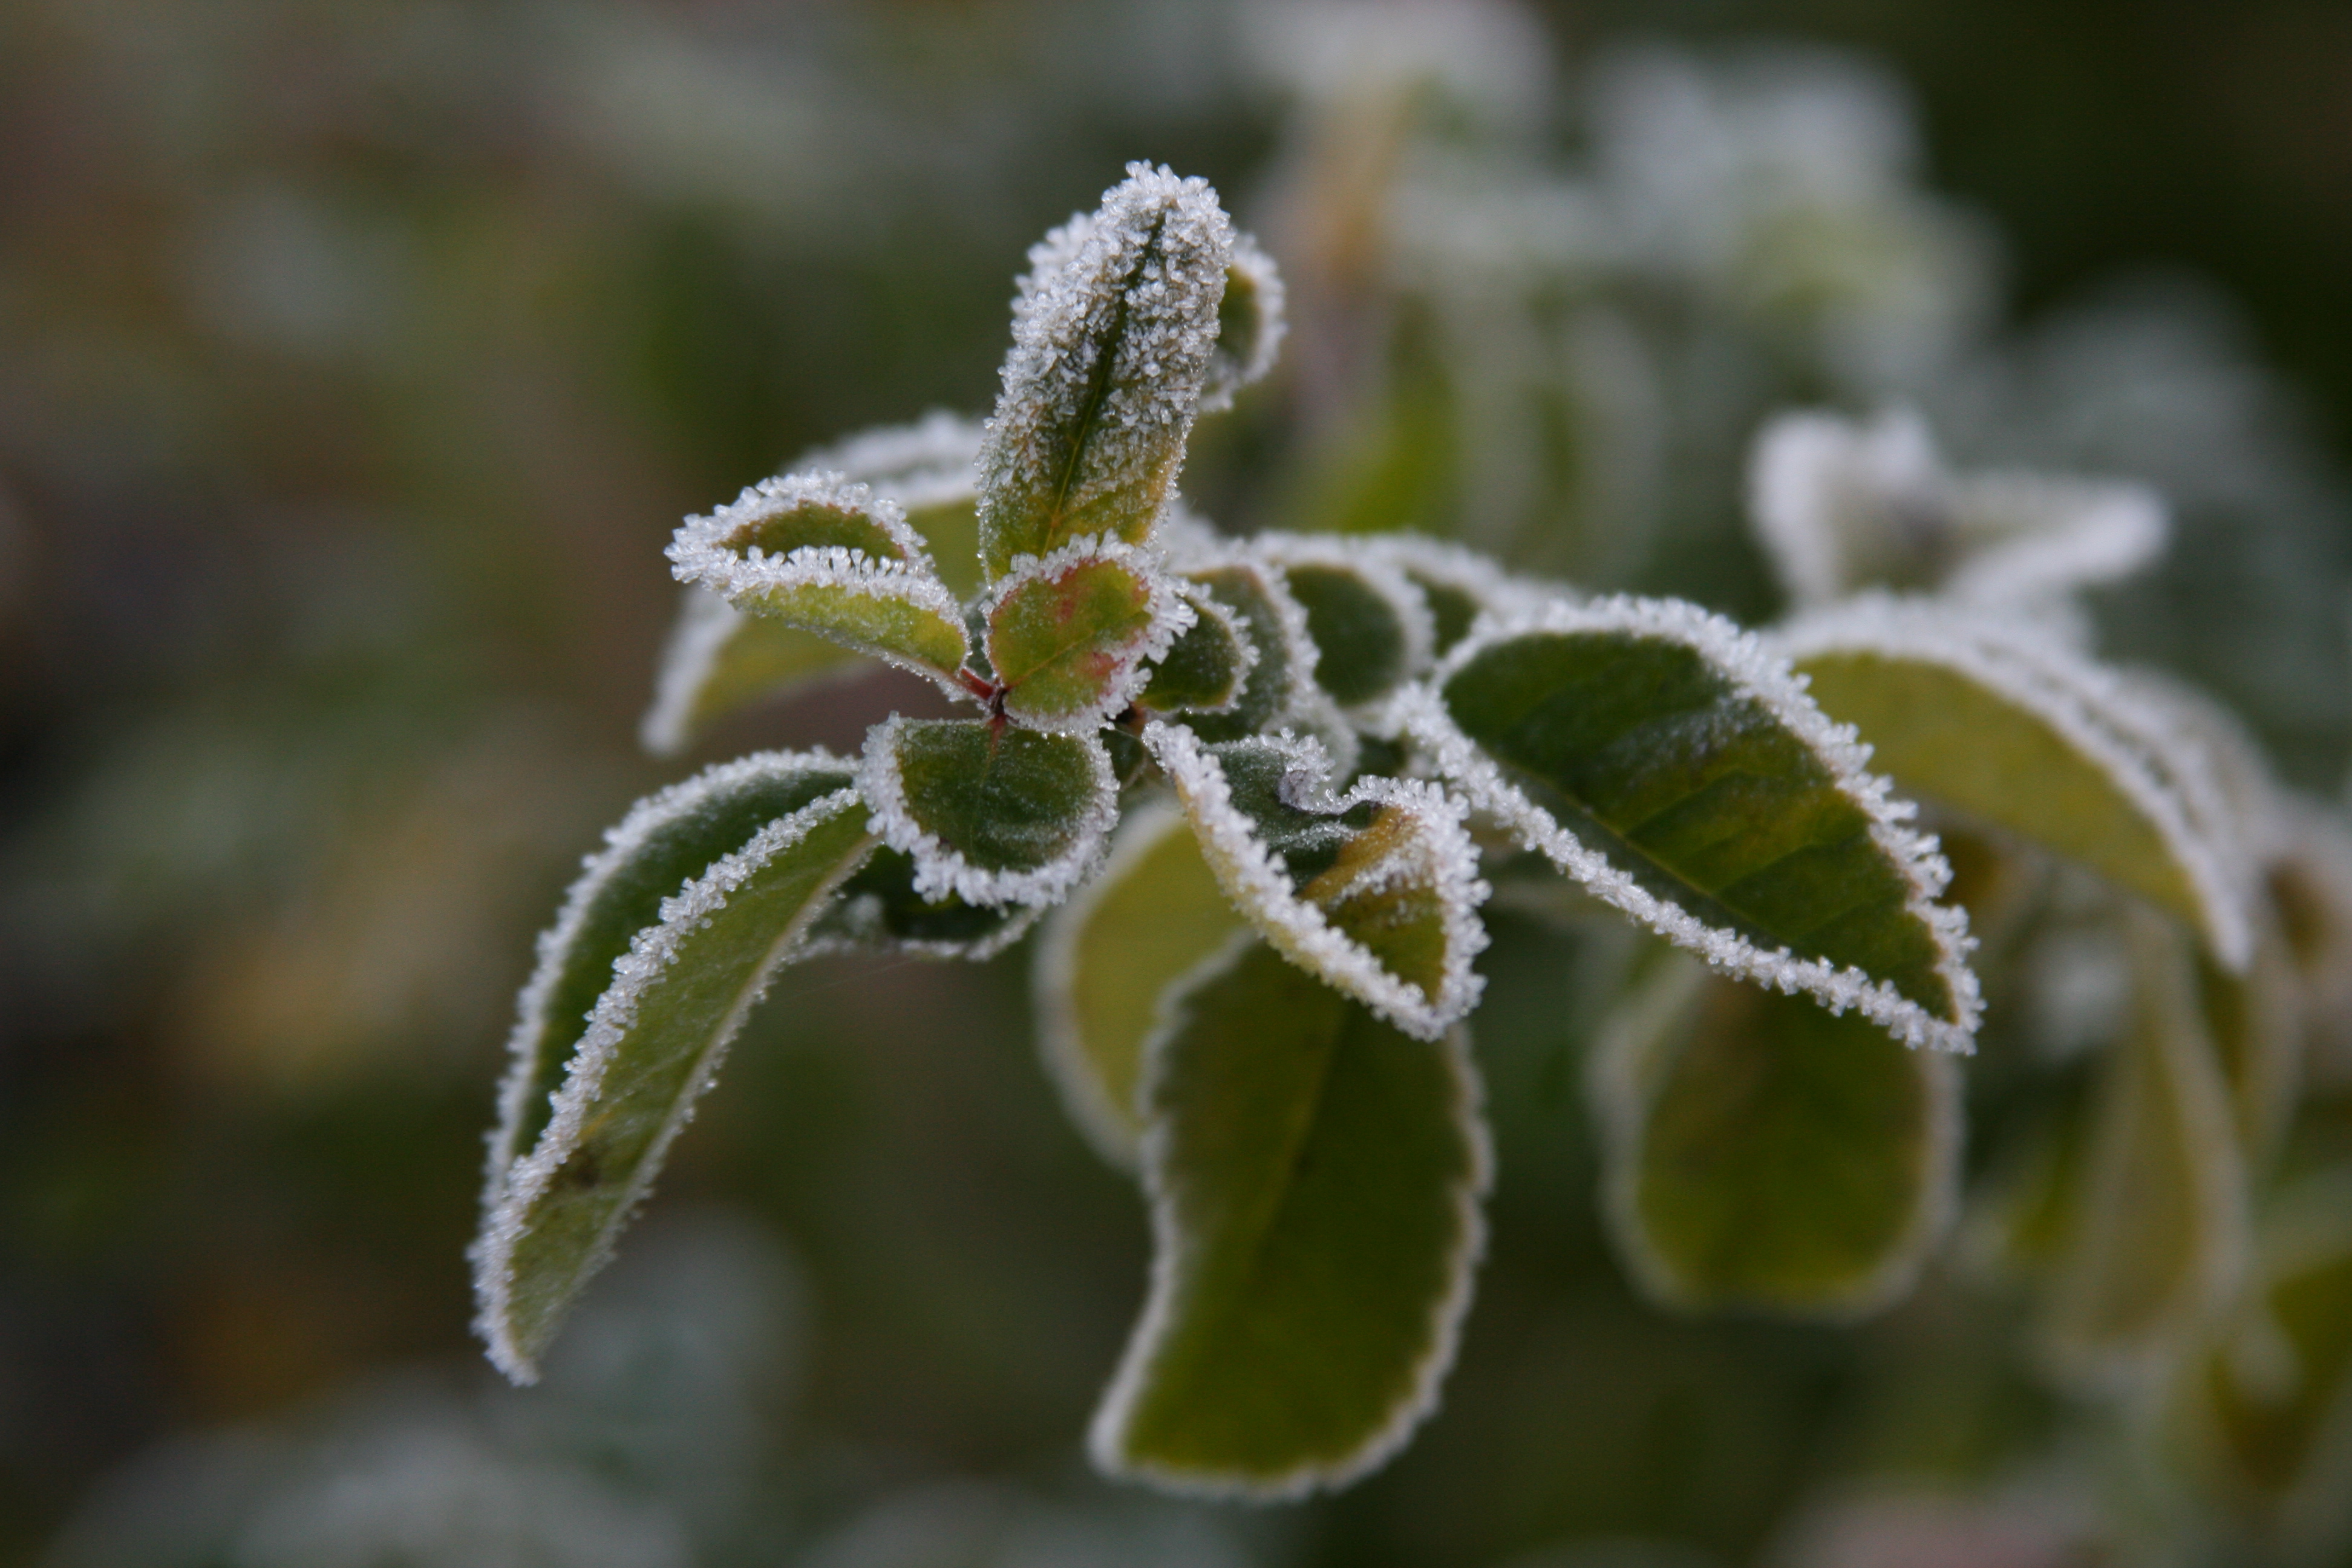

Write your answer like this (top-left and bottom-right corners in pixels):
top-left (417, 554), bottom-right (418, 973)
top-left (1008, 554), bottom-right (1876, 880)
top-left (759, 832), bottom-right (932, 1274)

top-left (1406, 595), bottom-right (1982, 1053)
top-left (982, 534), bottom-right (1200, 731)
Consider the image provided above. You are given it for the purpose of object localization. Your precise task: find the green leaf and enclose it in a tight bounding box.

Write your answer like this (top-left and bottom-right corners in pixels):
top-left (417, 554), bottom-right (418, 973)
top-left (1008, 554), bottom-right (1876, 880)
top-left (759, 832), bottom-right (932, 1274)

top-left (667, 472), bottom-right (972, 685)
top-left (976, 165), bottom-right (1235, 579)
top-left (858, 717), bottom-right (1118, 909)
top-left (1782, 598), bottom-right (2252, 969)
top-left (1256, 535), bottom-right (1435, 708)
top-left (1144, 722), bottom-right (1488, 1038)
top-left (984, 541), bottom-right (1193, 731)
top-left (1137, 590), bottom-right (1255, 716)
top-left (1197, 232), bottom-right (1286, 414)
top-left (1090, 940), bottom-right (1490, 1498)
top-left (1410, 596), bottom-right (1979, 1052)
top-left (475, 760), bottom-right (878, 1381)
top-left (1364, 535), bottom-right (1524, 658)
top-left (808, 846), bottom-right (1042, 960)
top-left (2198, 918), bottom-right (2302, 1169)
top-left (792, 409), bottom-right (987, 598)
top-left (1590, 950), bottom-right (1959, 1318)
top-left (1172, 555), bottom-right (1344, 754)
top-left (2036, 909), bottom-right (2250, 1389)
top-left (640, 590), bottom-right (865, 757)
top-left (1035, 799), bottom-right (1246, 1166)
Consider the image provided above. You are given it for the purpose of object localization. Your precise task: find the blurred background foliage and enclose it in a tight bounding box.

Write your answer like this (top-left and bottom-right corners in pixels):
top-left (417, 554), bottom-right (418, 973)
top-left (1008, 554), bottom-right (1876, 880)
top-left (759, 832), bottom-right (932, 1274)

top-left (4, 1), bottom-right (2351, 1564)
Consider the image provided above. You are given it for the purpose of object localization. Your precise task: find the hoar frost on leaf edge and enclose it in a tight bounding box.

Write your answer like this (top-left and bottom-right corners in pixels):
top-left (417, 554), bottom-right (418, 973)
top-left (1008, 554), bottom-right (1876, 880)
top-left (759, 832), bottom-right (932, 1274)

top-left (1086, 932), bottom-right (1496, 1501)
top-left (982, 534), bottom-right (1200, 733)
top-left (1142, 721), bottom-right (1490, 1040)
top-left (639, 589), bottom-right (864, 758)
top-left (1776, 594), bottom-right (2255, 971)
top-left (474, 761), bottom-right (874, 1383)
top-left (792, 409), bottom-right (984, 511)
top-left (1402, 595), bottom-right (1981, 1053)
top-left (1145, 585), bottom-right (1261, 716)
top-left (1166, 537), bottom-right (1362, 776)
top-left (1252, 530), bottom-right (1442, 701)
top-left (855, 716), bottom-right (1121, 910)
top-left (1196, 230), bottom-right (1289, 415)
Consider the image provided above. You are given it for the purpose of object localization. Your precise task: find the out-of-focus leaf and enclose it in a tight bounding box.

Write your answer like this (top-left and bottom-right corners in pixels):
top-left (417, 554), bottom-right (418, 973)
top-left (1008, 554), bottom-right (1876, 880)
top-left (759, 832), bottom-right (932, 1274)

top-left (1090, 941), bottom-right (1489, 1497)
top-left (1144, 723), bottom-right (1487, 1039)
top-left (666, 472), bottom-right (970, 686)
top-left (984, 542), bottom-right (1192, 731)
top-left (1782, 598), bottom-right (2252, 969)
top-left (475, 766), bottom-right (877, 1381)
top-left (806, 846), bottom-right (1042, 961)
top-left (1408, 596), bottom-right (1978, 1051)
top-left (639, 591), bottom-right (863, 757)
top-left (1034, 800), bottom-right (1246, 1166)
top-left (2198, 918), bottom-right (2302, 1170)
top-left (976, 165), bottom-right (1234, 578)
top-left (1589, 951), bottom-right (1959, 1318)
top-left (858, 717), bottom-right (1117, 909)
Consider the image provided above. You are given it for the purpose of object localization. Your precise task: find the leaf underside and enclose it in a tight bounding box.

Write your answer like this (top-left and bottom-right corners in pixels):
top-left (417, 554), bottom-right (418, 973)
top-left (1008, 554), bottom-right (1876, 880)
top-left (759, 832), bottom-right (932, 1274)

top-left (479, 784), bottom-right (877, 1380)
top-left (1092, 941), bottom-right (1488, 1498)
top-left (1442, 627), bottom-right (1960, 1025)
top-left (1594, 952), bottom-right (1957, 1317)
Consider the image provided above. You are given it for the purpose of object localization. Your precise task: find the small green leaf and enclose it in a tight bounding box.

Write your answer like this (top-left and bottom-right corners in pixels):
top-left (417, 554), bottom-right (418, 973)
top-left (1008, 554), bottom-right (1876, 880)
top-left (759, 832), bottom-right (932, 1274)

top-left (1174, 555), bottom-right (1345, 755)
top-left (1137, 590), bottom-right (1256, 715)
top-left (640, 590), bottom-right (866, 757)
top-left (792, 410), bottom-right (987, 597)
top-left (1410, 596), bottom-right (1978, 1052)
top-left (1197, 233), bottom-right (1287, 414)
top-left (984, 541), bottom-right (1193, 731)
top-left (1035, 800), bottom-right (1246, 1166)
top-left (668, 472), bottom-right (972, 686)
top-left (2037, 909), bottom-right (2250, 1390)
top-left (1782, 598), bottom-right (2252, 969)
top-left (1256, 535), bottom-right (1435, 709)
top-left (1144, 722), bottom-right (1488, 1038)
top-left (977, 165), bottom-right (1235, 579)
top-left (859, 717), bottom-right (1118, 909)
top-left (1090, 940), bottom-right (1490, 1498)
top-left (1365, 535), bottom-right (1523, 657)
top-left (1590, 951), bottom-right (1959, 1318)
top-left (475, 762), bottom-right (878, 1381)
top-left (808, 846), bottom-right (1042, 959)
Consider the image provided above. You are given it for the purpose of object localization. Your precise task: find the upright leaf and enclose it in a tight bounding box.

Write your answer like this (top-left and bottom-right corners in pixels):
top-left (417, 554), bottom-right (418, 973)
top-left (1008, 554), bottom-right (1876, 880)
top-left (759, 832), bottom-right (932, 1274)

top-left (1780, 598), bottom-right (2254, 969)
top-left (667, 471), bottom-right (971, 688)
top-left (1196, 232), bottom-right (1287, 414)
top-left (1090, 941), bottom-right (1491, 1498)
top-left (976, 164), bottom-right (1235, 579)
top-left (1144, 722), bottom-right (1488, 1039)
top-left (1034, 800), bottom-right (1246, 1166)
top-left (983, 538), bottom-right (1195, 731)
top-left (1590, 950), bottom-right (1960, 1318)
top-left (1405, 596), bottom-right (1979, 1052)
top-left (1253, 534), bottom-right (1436, 710)
top-left (858, 717), bottom-right (1118, 909)
top-left (475, 762), bottom-right (878, 1381)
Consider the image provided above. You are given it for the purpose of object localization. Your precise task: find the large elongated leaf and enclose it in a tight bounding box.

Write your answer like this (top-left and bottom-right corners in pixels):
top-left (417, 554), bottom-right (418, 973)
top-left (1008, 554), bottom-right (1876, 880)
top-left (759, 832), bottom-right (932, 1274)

top-left (475, 760), bottom-right (878, 1381)
top-left (858, 717), bottom-right (1118, 909)
top-left (1780, 598), bottom-right (2252, 969)
top-left (1143, 722), bottom-right (1488, 1038)
top-left (983, 540), bottom-right (1194, 731)
top-left (976, 165), bottom-right (1234, 578)
top-left (1090, 940), bottom-right (1491, 1498)
top-left (1406, 596), bottom-right (1979, 1053)
top-left (667, 472), bottom-right (971, 687)
top-left (1035, 800), bottom-right (1246, 1166)
top-left (1589, 950), bottom-right (1960, 1318)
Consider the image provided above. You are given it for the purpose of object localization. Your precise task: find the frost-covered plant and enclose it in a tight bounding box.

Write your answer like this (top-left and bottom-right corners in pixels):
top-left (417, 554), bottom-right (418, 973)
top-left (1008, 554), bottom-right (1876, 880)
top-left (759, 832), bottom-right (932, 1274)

top-left (472, 155), bottom-right (2352, 1534)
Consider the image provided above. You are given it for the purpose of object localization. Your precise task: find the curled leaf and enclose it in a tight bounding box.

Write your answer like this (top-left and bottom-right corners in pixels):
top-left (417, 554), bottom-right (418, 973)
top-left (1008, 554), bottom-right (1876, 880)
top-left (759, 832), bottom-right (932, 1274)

top-left (805, 846), bottom-right (1043, 961)
top-left (1780, 596), bottom-right (2255, 969)
top-left (1253, 533), bottom-right (1437, 710)
top-left (857, 717), bottom-right (1118, 909)
top-left (1590, 950), bottom-right (1961, 1318)
top-left (1171, 550), bottom-right (1354, 769)
top-left (1197, 232), bottom-right (1287, 414)
top-left (1361, 533), bottom-right (1537, 656)
top-left (667, 471), bottom-right (970, 687)
top-left (1406, 595), bottom-right (1979, 1052)
top-left (1034, 799), bottom-right (1246, 1166)
top-left (1090, 939), bottom-right (1490, 1498)
top-left (475, 754), bottom-right (878, 1380)
top-left (977, 163), bottom-right (1235, 579)
top-left (1143, 722), bottom-right (1487, 1039)
top-left (983, 537), bottom-right (1196, 732)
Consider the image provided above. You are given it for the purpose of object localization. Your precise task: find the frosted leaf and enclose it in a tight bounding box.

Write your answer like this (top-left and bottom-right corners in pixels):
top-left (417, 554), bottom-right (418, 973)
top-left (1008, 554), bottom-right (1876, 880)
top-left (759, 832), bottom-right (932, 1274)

top-left (1778, 595), bottom-right (2255, 969)
top-left (1251, 532), bottom-right (1438, 710)
top-left (977, 163), bottom-right (1236, 579)
top-left (800, 847), bottom-right (1045, 962)
top-left (1243, 0), bottom-right (1552, 126)
top-left (857, 717), bottom-right (1119, 910)
top-left (639, 589), bottom-right (864, 757)
top-left (1137, 586), bottom-right (1259, 717)
top-left (1173, 543), bottom-right (1361, 776)
top-left (1142, 722), bottom-right (1488, 1039)
top-left (1748, 408), bottom-right (2167, 611)
top-left (791, 408), bottom-right (984, 511)
top-left (1406, 594), bottom-right (1981, 1053)
top-left (982, 535), bottom-right (1197, 733)
top-left (666, 470), bottom-right (972, 690)
top-left (475, 759), bottom-right (878, 1380)
top-left (1196, 234), bottom-right (1287, 415)
top-left (1357, 532), bottom-right (1554, 657)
